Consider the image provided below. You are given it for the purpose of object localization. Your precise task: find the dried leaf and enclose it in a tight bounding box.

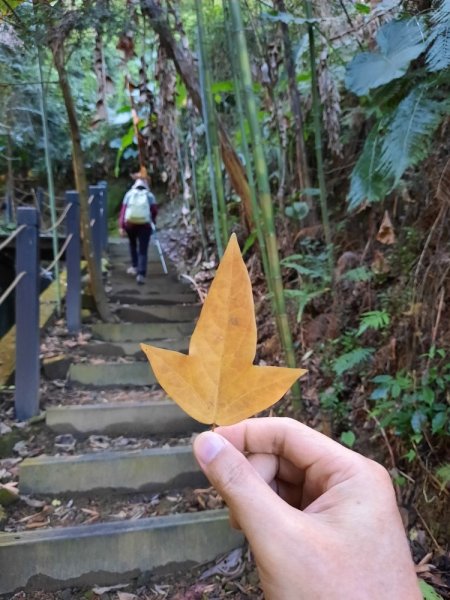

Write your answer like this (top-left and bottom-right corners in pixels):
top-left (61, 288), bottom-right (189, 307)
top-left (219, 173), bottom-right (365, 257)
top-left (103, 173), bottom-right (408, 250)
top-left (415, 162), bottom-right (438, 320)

top-left (92, 583), bottom-right (129, 595)
top-left (376, 210), bottom-right (396, 245)
top-left (371, 250), bottom-right (390, 274)
top-left (142, 235), bottom-right (306, 425)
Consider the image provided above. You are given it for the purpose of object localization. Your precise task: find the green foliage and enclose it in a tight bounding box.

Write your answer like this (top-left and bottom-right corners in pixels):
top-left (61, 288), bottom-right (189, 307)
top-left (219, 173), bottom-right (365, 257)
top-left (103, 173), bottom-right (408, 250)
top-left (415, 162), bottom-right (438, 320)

top-left (340, 430), bottom-right (356, 447)
top-left (379, 85), bottom-right (449, 184)
top-left (348, 121), bottom-right (392, 209)
top-left (333, 347), bottom-right (374, 376)
top-left (369, 356), bottom-right (450, 446)
top-left (357, 310), bottom-right (390, 337)
top-left (419, 579), bottom-right (444, 600)
top-left (282, 246), bottom-right (331, 322)
top-left (345, 19), bottom-right (426, 96)
top-left (342, 266), bottom-right (373, 282)
top-left (435, 463), bottom-right (450, 491)
top-left (284, 201), bottom-right (310, 221)
top-left (346, 4), bottom-right (450, 209)
top-left (348, 86), bottom-right (449, 208)
top-left (0, 0), bottom-right (25, 15)
top-left (426, 0), bottom-right (450, 72)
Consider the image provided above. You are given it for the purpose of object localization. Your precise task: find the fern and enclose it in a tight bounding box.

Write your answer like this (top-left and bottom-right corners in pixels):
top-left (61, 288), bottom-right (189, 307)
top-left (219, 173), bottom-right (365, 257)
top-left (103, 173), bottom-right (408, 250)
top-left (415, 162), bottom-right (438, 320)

top-left (357, 310), bottom-right (390, 337)
top-left (349, 86), bottom-right (449, 209)
top-left (342, 266), bottom-right (373, 282)
top-left (333, 347), bottom-right (374, 376)
top-left (426, 0), bottom-right (450, 72)
top-left (379, 85), bottom-right (450, 184)
top-left (348, 121), bottom-right (393, 210)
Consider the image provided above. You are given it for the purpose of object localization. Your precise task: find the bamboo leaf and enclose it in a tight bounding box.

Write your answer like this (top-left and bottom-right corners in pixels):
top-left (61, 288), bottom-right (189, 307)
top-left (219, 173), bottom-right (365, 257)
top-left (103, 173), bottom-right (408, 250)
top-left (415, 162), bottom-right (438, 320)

top-left (141, 235), bottom-right (306, 425)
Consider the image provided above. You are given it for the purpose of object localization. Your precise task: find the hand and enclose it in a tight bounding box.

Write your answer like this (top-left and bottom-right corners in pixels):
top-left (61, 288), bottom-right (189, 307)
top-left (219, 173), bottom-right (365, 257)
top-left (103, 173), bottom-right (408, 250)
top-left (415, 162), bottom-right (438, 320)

top-left (193, 418), bottom-right (420, 600)
top-left (119, 227), bottom-right (126, 238)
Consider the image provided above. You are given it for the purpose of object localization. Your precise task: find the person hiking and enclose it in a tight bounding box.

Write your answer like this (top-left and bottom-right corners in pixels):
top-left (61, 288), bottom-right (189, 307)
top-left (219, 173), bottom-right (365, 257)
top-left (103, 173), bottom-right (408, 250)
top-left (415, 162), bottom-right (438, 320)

top-left (119, 178), bottom-right (158, 285)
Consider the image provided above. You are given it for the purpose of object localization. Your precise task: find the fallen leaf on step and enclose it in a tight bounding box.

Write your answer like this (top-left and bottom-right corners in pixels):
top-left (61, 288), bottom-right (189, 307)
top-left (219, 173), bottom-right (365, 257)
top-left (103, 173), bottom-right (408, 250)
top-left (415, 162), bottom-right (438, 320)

top-left (142, 234), bottom-right (306, 426)
top-left (92, 583), bottom-right (129, 595)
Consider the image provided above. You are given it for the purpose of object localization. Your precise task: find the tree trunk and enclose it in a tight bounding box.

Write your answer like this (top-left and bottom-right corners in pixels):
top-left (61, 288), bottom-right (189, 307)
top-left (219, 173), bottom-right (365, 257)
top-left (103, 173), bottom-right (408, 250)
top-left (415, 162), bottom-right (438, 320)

top-left (51, 42), bottom-right (113, 322)
top-left (141, 0), bottom-right (253, 231)
top-left (276, 0), bottom-right (310, 191)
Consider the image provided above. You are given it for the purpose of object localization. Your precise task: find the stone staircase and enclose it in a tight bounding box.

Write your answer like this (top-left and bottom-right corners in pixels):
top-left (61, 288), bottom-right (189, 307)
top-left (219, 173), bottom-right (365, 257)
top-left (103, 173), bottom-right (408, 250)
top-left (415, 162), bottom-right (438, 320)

top-left (0, 239), bottom-right (242, 596)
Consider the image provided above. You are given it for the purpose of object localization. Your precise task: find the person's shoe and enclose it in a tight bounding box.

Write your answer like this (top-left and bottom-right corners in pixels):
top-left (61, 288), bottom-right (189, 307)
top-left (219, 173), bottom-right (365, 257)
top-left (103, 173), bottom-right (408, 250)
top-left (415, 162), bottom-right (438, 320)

top-left (127, 266), bottom-right (137, 275)
top-left (136, 274), bottom-right (145, 285)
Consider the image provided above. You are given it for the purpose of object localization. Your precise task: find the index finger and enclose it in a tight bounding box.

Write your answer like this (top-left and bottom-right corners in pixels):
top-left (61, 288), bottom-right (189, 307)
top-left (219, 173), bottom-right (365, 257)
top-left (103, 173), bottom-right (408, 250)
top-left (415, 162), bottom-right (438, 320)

top-left (215, 417), bottom-right (364, 492)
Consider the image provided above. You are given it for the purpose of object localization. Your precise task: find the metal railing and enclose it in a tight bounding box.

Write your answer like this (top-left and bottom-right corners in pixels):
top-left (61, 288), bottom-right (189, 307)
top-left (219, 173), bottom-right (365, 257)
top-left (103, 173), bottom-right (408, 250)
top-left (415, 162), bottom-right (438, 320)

top-left (0, 182), bottom-right (109, 421)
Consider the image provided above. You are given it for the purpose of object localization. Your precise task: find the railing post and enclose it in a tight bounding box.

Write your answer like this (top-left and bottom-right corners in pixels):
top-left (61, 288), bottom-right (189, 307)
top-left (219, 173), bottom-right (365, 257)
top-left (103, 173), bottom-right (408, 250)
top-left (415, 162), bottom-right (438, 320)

top-left (36, 187), bottom-right (44, 214)
top-left (6, 194), bottom-right (13, 224)
top-left (97, 181), bottom-right (108, 251)
top-left (15, 207), bottom-right (40, 420)
top-left (88, 185), bottom-right (102, 272)
top-left (65, 191), bottom-right (81, 333)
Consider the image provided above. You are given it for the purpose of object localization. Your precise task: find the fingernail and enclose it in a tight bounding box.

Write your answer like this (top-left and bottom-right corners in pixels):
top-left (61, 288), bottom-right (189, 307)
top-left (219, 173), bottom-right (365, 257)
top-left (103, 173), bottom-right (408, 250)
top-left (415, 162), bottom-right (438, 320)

top-left (194, 432), bottom-right (227, 466)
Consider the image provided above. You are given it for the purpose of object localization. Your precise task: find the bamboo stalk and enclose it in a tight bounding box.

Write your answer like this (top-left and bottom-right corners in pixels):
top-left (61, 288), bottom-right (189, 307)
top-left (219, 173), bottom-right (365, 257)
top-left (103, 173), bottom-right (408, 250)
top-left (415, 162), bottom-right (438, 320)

top-left (222, 0), bottom-right (271, 287)
top-left (195, 0), bottom-right (228, 256)
top-left (305, 0), bottom-right (333, 270)
top-left (228, 0), bottom-right (301, 404)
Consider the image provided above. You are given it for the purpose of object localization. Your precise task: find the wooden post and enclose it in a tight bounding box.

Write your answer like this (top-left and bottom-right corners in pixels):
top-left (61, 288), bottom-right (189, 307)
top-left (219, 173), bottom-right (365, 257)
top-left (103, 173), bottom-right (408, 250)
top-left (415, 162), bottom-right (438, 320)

top-left (15, 207), bottom-right (40, 420)
top-left (65, 191), bottom-right (81, 333)
top-left (88, 185), bottom-right (102, 272)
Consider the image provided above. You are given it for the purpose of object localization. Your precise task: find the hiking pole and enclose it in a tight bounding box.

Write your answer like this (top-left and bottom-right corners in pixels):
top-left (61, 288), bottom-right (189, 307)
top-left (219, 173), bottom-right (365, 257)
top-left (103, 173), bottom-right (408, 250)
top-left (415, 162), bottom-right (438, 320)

top-left (150, 221), bottom-right (168, 275)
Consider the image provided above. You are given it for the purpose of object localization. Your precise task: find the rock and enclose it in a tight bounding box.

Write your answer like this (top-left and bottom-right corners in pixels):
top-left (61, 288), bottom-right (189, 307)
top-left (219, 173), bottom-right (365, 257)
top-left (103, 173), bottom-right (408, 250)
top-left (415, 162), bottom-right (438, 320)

top-left (43, 355), bottom-right (72, 380)
top-left (54, 434), bottom-right (76, 452)
top-left (13, 440), bottom-right (29, 457)
top-left (0, 482), bottom-right (19, 506)
top-left (0, 430), bottom-right (23, 458)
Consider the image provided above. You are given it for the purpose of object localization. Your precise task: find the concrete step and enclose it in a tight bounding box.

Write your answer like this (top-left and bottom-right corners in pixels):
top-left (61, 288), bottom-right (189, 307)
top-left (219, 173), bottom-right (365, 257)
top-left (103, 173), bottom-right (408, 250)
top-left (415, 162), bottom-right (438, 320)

top-left (111, 262), bottom-right (176, 276)
top-left (0, 510), bottom-right (243, 595)
top-left (111, 292), bottom-right (197, 306)
top-left (110, 280), bottom-right (192, 295)
top-left (108, 241), bottom-right (162, 260)
top-left (91, 322), bottom-right (194, 342)
top-left (82, 338), bottom-right (190, 359)
top-left (46, 400), bottom-right (204, 436)
top-left (69, 362), bottom-right (155, 386)
top-left (20, 445), bottom-right (205, 495)
top-left (117, 304), bottom-right (200, 324)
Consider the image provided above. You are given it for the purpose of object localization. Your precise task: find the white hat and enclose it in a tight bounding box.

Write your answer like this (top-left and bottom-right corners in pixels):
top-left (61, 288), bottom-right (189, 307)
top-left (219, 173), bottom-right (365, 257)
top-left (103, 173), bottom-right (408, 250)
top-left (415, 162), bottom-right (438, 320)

top-left (132, 178), bottom-right (149, 189)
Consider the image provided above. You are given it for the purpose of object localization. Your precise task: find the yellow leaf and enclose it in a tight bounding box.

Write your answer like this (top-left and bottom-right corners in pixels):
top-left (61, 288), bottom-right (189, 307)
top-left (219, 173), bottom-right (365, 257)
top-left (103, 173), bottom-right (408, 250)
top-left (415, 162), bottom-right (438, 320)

top-left (141, 234), bottom-right (306, 425)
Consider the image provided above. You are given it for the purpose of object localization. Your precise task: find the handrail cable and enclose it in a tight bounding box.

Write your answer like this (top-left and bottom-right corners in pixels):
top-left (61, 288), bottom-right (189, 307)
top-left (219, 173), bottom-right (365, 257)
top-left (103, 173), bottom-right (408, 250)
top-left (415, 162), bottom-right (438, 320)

top-left (45, 233), bottom-right (73, 272)
top-left (0, 271), bottom-right (26, 308)
top-left (0, 224), bottom-right (26, 253)
top-left (42, 203), bottom-right (71, 234)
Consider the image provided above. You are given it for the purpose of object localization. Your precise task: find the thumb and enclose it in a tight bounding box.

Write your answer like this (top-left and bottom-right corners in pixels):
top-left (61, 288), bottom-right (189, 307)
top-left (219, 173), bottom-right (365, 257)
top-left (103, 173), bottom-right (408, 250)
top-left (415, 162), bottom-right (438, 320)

top-left (193, 431), bottom-right (286, 544)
